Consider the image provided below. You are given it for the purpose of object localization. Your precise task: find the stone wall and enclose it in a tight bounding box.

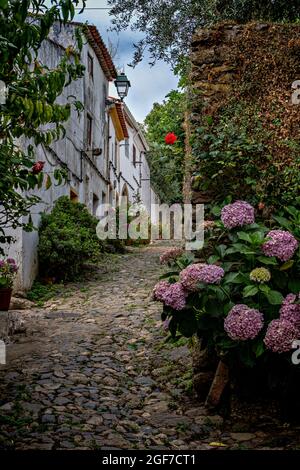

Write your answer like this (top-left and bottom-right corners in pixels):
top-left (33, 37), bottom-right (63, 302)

top-left (189, 22), bottom-right (300, 205)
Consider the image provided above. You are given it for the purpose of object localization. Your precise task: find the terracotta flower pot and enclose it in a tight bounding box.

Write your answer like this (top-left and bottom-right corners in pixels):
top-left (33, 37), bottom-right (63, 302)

top-left (0, 288), bottom-right (12, 311)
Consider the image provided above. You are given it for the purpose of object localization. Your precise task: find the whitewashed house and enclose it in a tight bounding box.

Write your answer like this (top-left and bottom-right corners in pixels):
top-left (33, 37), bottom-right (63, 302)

top-left (106, 98), bottom-right (129, 207)
top-left (6, 22), bottom-right (117, 290)
top-left (112, 102), bottom-right (160, 224)
top-left (5, 21), bottom-right (160, 291)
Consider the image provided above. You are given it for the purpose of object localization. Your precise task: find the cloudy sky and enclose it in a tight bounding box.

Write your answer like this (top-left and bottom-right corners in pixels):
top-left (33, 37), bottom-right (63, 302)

top-left (72, 0), bottom-right (178, 123)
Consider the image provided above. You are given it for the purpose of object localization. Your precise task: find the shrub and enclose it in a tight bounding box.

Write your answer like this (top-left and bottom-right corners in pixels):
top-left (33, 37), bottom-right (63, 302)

top-left (154, 202), bottom-right (300, 370)
top-left (26, 281), bottom-right (74, 306)
top-left (38, 197), bottom-right (104, 281)
top-left (0, 258), bottom-right (18, 288)
top-left (192, 100), bottom-right (300, 209)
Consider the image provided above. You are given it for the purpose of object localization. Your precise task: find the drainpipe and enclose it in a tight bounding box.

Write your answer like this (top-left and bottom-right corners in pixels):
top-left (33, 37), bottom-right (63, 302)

top-left (106, 114), bottom-right (110, 181)
top-left (80, 151), bottom-right (83, 183)
top-left (139, 151), bottom-right (142, 192)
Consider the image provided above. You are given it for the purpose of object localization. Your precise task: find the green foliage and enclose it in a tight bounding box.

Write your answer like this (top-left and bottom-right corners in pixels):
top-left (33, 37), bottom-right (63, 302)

top-left (108, 0), bottom-right (300, 66)
top-left (38, 196), bottom-right (102, 281)
top-left (272, 203), bottom-right (300, 284)
top-left (0, 0), bottom-right (86, 251)
top-left (145, 90), bottom-right (185, 145)
top-left (216, 0), bottom-right (300, 23)
top-left (192, 101), bottom-right (300, 207)
top-left (0, 258), bottom-right (18, 288)
top-left (26, 281), bottom-right (74, 306)
top-left (193, 113), bottom-right (265, 204)
top-left (144, 90), bottom-right (185, 203)
top-left (159, 203), bottom-right (300, 369)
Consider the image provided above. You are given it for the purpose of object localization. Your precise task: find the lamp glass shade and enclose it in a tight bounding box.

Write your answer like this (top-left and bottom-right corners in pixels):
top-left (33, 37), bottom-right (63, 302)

top-left (114, 73), bottom-right (131, 100)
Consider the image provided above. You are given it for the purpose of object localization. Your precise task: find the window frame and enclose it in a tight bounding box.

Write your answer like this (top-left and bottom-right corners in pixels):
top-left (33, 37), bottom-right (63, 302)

top-left (133, 144), bottom-right (136, 167)
top-left (125, 139), bottom-right (130, 158)
top-left (70, 188), bottom-right (78, 203)
top-left (87, 53), bottom-right (94, 80)
top-left (87, 114), bottom-right (93, 148)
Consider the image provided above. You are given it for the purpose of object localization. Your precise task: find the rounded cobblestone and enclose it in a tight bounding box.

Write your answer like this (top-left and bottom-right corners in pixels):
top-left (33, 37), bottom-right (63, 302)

top-left (0, 243), bottom-right (299, 449)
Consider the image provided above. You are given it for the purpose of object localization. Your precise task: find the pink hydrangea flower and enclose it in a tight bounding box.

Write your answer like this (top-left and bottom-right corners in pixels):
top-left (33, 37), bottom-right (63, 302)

top-left (153, 280), bottom-right (170, 302)
top-left (163, 282), bottom-right (186, 310)
top-left (279, 293), bottom-right (300, 331)
top-left (153, 280), bottom-right (186, 310)
top-left (0, 258), bottom-right (18, 273)
top-left (264, 319), bottom-right (299, 353)
top-left (6, 258), bottom-right (18, 273)
top-left (224, 304), bottom-right (264, 341)
top-left (160, 247), bottom-right (184, 265)
top-left (180, 263), bottom-right (224, 291)
top-left (180, 264), bottom-right (205, 291)
top-left (262, 230), bottom-right (298, 262)
top-left (197, 264), bottom-right (224, 284)
top-left (221, 201), bottom-right (255, 229)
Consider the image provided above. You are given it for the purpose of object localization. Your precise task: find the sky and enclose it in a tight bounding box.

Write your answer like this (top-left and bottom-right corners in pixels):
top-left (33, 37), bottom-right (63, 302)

top-left (72, 0), bottom-right (178, 123)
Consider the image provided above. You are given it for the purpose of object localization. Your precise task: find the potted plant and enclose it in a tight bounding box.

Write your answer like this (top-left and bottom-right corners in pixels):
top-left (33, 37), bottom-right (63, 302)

top-left (0, 258), bottom-right (18, 311)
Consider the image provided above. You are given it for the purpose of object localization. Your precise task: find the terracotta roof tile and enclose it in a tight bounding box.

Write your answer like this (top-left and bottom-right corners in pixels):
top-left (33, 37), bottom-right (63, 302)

top-left (115, 102), bottom-right (129, 139)
top-left (72, 22), bottom-right (117, 81)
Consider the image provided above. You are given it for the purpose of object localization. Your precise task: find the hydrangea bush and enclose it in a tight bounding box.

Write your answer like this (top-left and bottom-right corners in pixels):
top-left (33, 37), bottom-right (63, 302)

top-left (221, 200), bottom-right (255, 229)
top-left (224, 304), bottom-right (264, 341)
top-left (160, 247), bottom-right (184, 265)
top-left (0, 258), bottom-right (18, 288)
top-left (154, 201), bottom-right (300, 369)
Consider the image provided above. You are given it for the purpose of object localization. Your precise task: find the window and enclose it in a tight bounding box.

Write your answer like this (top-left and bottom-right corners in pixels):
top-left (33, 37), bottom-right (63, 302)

top-left (111, 142), bottom-right (114, 165)
top-left (85, 175), bottom-right (90, 206)
top-left (87, 114), bottom-right (93, 147)
top-left (125, 139), bottom-right (129, 158)
top-left (70, 188), bottom-right (78, 203)
top-left (133, 144), bottom-right (136, 167)
top-left (114, 140), bottom-right (118, 169)
top-left (88, 53), bottom-right (94, 79)
top-left (93, 193), bottom-right (99, 216)
top-left (109, 186), bottom-right (113, 205)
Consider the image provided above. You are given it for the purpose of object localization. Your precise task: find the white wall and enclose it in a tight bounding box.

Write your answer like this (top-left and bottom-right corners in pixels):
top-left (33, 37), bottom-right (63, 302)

top-left (119, 121), bottom-right (141, 201)
top-left (3, 25), bottom-right (161, 289)
top-left (119, 108), bottom-right (161, 226)
top-left (108, 111), bottom-right (121, 206)
top-left (5, 23), bottom-right (111, 290)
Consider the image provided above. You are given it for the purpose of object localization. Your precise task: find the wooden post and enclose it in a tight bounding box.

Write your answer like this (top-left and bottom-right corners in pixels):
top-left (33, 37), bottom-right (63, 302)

top-left (182, 61), bottom-right (194, 207)
top-left (205, 360), bottom-right (229, 408)
top-left (182, 107), bottom-right (193, 205)
top-left (182, 62), bottom-right (194, 206)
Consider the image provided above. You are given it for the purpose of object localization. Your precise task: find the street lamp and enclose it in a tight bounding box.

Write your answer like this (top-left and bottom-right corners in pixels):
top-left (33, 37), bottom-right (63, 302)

top-left (114, 72), bottom-right (131, 101)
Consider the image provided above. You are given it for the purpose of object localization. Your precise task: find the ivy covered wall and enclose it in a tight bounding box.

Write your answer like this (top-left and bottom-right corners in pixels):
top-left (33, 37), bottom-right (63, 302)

top-left (190, 22), bottom-right (300, 209)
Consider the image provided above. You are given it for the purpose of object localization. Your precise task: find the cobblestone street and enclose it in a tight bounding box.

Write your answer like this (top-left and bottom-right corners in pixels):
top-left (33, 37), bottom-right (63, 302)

top-left (0, 243), bottom-right (299, 450)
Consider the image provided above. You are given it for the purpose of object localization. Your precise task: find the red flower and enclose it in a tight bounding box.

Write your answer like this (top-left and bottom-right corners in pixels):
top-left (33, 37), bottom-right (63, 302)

top-left (258, 202), bottom-right (265, 211)
top-left (32, 161), bottom-right (45, 174)
top-left (165, 132), bottom-right (177, 145)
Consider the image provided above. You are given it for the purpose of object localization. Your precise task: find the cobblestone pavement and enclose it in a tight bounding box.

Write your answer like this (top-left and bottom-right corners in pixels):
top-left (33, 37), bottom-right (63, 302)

top-left (0, 243), bottom-right (300, 450)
